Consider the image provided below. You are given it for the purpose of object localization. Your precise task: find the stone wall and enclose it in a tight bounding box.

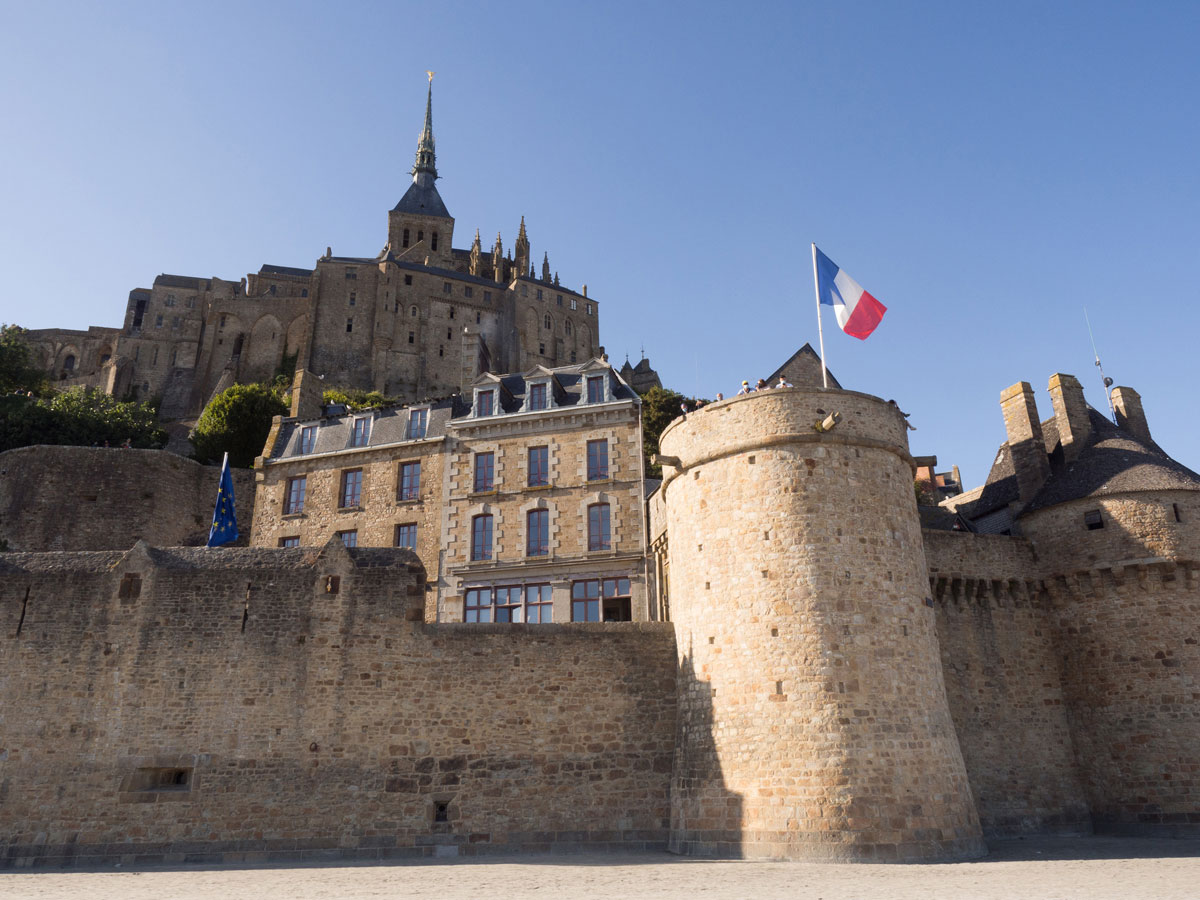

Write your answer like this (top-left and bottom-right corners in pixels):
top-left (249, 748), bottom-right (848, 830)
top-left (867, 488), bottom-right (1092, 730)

top-left (0, 446), bottom-right (256, 552)
top-left (658, 389), bottom-right (984, 862)
top-left (0, 543), bottom-right (677, 868)
top-left (924, 530), bottom-right (1091, 836)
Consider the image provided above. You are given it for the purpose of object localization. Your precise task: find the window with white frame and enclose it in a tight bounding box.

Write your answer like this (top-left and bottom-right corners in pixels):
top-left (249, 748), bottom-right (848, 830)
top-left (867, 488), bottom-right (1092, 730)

top-left (588, 503), bottom-right (611, 551)
top-left (586, 375), bottom-right (605, 404)
top-left (476, 389), bottom-right (495, 417)
top-left (299, 426), bottom-right (317, 454)
top-left (350, 417), bottom-right (370, 447)
top-left (526, 508), bottom-right (549, 557)
top-left (407, 408), bottom-right (428, 439)
top-left (528, 382), bottom-right (547, 411)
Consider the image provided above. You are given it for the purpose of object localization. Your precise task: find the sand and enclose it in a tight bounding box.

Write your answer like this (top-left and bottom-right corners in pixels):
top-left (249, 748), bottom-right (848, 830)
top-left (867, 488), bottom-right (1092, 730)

top-left (3, 837), bottom-right (1199, 900)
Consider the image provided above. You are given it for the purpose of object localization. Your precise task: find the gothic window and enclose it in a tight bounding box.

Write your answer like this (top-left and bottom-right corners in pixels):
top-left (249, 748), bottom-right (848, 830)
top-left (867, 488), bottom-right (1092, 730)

top-left (403, 228), bottom-right (410, 248)
top-left (543, 314), bottom-right (551, 330)
top-left (63, 354), bottom-right (76, 371)
top-left (431, 232), bottom-right (439, 251)
top-left (565, 320), bottom-right (572, 336)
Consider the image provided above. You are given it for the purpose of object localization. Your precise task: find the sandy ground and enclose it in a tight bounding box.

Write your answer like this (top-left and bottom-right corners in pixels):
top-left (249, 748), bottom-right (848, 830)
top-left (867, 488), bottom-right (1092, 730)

top-left (3, 837), bottom-right (1199, 900)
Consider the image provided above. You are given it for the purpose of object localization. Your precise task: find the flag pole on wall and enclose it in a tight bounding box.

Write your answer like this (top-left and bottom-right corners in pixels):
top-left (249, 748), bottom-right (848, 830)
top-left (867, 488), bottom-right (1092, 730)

top-left (811, 242), bottom-right (829, 390)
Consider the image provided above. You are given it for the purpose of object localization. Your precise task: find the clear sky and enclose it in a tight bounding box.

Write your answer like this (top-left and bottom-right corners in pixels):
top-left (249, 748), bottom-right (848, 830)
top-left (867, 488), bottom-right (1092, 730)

top-left (2, 0), bottom-right (1197, 485)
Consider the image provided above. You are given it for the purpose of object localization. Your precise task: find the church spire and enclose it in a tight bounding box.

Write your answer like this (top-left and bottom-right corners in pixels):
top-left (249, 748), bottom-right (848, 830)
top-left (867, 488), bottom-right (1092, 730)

top-left (411, 71), bottom-right (437, 187)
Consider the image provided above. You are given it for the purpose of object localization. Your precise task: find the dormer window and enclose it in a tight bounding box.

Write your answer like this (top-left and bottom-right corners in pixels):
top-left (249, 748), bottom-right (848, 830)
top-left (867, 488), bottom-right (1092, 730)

top-left (299, 426), bottom-right (317, 454)
top-left (477, 389), bottom-right (495, 417)
top-left (528, 383), bottom-right (547, 411)
top-left (407, 408), bottom-right (428, 440)
top-left (586, 375), bottom-right (606, 404)
top-left (350, 417), bottom-right (371, 448)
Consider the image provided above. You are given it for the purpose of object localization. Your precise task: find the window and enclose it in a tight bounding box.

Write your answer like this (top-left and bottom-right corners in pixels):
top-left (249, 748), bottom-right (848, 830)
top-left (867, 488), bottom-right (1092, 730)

top-left (339, 469), bottom-right (363, 508)
top-left (404, 274), bottom-right (413, 285)
top-left (537, 289), bottom-right (543, 300)
top-left (572, 577), bottom-right (631, 622)
top-left (395, 523), bottom-right (417, 550)
top-left (171, 316), bottom-right (180, 329)
top-left (570, 298), bottom-right (578, 310)
top-left (484, 290), bottom-right (492, 303)
top-left (269, 284), bottom-right (277, 296)
top-left (411, 305), bottom-right (418, 317)
top-left (439, 345), bottom-right (443, 357)
top-left (588, 503), bottom-right (611, 551)
top-left (345, 269), bottom-right (357, 280)
top-left (399, 461), bottom-right (421, 500)
top-left (403, 228), bottom-right (410, 248)
top-left (279, 536), bottom-right (300, 548)
top-left (431, 232), bottom-right (439, 251)
top-left (346, 318), bottom-right (354, 333)
top-left (1174, 503), bottom-right (1183, 523)
top-left (299, 426), bottom-right (317, 454)
top-left (527, 508), bottom-right (549, 556)
top-left (449, 307), bottom-right (455, 319)
top-left (471, 514), bottom-right (493, 561)
top-left (556, 294), bottom-right (563, 306)
top-left (220, 314), bottom-right (227, 328)
top-left (539, 342), bottom-right (545, 355)
top-left (465, 587), bottom-right (492, 623)
top-left (543, 314), bottom-right (551, 330)
top-left (300, 289), bottom-right (307, 298)
top-left (476, 311), bottom-right (481, 324)
top-left (464, 583), bottom-right (552, 623)
top-left (1084, 509), bottom-right (1104, 531)
top-left (474, 452), bottom-right (495, 492)
top-left (586, 303), bottom-right (593, 315)
top-left (587, 439), bottom-right (609, 481)
top-left (407, 408), bottom-right (428, 439)
top-left (565, 320), bottom-right (572, 336)
top-left (337, 530), bottom-right (358, 547)
top-left (447, 328), bottom-right (452, 340)
top-left (528, 446), bottom-right (548, 486)
top-left (155, 314), bottom-right (163, 328)
top-left (417, 230), bottom-right (424, 243)
top-left (464, 286), bottom-right (473, 298)
top-left (587, 376), bottom-right (605, 403)
top-left (443, 281), bottom-right (452, 294)
top-left (284, 476), bottom-right (307, 514)
top-left (350, 417), bottom-right (371, 447)
top-left (477, 390), bottom-right (495, 417)
top-left (165, 294), bottom-right (176, 307)
top-left (570, 351), bottom-right (577, 363)
top-left (349, 292), bottom-right (356, 306)
top-left (408, 331), bottom-right (415, 344)
top-left (528, 383), bottom-right (547, 411)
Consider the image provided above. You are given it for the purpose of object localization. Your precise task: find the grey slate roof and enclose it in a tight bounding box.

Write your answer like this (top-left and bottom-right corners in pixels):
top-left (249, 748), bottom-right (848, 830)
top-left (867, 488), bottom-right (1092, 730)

top-left (485, 363), bottom-right (638, 415)
top-left (392, 181), bottom-right (451, 218)
top-left (271, 397), bottom-right (457, 460)
top-left (260, 264), bottom-right (314, 278)
top-left (1024, 409), bottom-right (1200, 512)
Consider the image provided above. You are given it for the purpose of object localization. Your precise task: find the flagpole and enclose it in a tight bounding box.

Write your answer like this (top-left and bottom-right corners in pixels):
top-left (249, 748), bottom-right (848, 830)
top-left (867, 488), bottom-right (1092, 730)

top-left (811, 243), bottom-right (828, 389)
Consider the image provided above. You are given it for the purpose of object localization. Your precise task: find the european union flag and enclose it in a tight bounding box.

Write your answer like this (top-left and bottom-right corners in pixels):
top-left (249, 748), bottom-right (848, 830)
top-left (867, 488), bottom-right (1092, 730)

top-left (207, 452), bottom-right (239, 548)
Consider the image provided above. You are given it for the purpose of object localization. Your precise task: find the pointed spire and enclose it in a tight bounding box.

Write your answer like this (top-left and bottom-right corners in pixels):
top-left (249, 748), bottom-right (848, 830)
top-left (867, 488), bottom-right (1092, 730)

top-left (514, 216), bottom-right (530, 278)
top-left (542, 251), bottom-right (551, 282)
top-left (469, 229), bottom-right (482, 276)
top-left (411, 71), bottom-right (437, 187)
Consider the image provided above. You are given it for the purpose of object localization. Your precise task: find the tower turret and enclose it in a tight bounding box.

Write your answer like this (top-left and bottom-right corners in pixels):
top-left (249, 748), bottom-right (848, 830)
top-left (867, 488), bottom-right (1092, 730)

top-left (388, 73), bottom-right (454, 264)
top-left (514, 216), bottom-right (530, 278)
top-left (469, 229), bottom-right (482, 277)
top-left (492, 232), bottom-right (505, 283)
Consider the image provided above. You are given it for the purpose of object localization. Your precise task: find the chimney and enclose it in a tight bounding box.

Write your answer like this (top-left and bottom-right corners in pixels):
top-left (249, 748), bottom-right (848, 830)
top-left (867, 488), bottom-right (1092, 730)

top-left (1112, 386), bottom-right (1152, 445)
top-left (1000, 381), bottom-right (1051, 505)
top-left (290, 368), bottom-right (324, 420)
top-left (1047, 373), bottom-right (1091, 463)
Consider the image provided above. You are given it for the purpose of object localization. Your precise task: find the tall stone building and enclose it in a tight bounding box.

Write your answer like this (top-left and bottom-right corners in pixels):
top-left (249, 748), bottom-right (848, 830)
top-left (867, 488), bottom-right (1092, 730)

top-left (20, 78), bottom-right (602, 418)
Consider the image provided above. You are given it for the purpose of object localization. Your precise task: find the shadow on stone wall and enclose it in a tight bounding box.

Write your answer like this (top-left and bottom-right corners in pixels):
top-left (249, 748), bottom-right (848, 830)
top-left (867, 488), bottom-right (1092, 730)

top-left (668, 649), bottom-right (744, 857)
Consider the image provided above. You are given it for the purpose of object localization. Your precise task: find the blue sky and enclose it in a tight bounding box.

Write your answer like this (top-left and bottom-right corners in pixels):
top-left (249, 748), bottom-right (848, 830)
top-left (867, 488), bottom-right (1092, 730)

top-left (2, 0), bottom-right (1197, 484)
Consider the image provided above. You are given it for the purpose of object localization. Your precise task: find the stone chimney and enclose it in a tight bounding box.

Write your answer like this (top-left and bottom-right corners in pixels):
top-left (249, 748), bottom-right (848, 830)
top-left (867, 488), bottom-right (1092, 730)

top-left (1112, 386), bottom-right (1152, 445)
top-left (1047, 373), bottom-right (1091, 463)
top-left (290, 368), bottom-right (324, 420)
top-left (1000, 381), bottom-right (1051, 505)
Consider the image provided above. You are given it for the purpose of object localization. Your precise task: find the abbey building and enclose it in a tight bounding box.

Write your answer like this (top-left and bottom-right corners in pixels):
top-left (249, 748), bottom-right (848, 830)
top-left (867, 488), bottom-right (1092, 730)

top-left (20, 79), bottom-right (601, 418)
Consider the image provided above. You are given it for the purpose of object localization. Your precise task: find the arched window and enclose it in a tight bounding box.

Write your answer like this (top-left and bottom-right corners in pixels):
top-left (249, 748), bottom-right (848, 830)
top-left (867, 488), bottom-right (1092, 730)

top-left (543, 314), bottom-right (551, 330)
top-left (565, 320), bottom-right (572, 336)
top-left (410, 305), bottom-right (418, 317)
top-left (431, 231), bottom-right (439, 251)
top-left (63, 354), bottom-right (76, 371)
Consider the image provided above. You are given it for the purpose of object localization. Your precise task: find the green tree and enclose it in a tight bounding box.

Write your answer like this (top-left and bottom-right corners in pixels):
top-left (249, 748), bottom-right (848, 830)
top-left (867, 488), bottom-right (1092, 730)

top-left (0, 388), bottom-right (165, 453)
top-left (322, 387), bottom-right (399, 411)
top-left (0, 324), bottom-right (47, 394)
top-left (190, 383), bottom-right (288, 468)
top-left (640, 386), bottom-right (690, 478)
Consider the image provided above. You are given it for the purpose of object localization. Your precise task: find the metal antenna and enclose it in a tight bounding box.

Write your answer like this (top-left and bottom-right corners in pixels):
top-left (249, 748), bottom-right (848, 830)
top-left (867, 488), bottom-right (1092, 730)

top-left (1084, 307), bottom-right (1116, 423)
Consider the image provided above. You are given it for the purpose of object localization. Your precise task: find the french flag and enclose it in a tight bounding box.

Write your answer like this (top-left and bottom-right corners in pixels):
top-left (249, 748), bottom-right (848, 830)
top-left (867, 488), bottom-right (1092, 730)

top-left (814, 246), bottom-right (887, 340)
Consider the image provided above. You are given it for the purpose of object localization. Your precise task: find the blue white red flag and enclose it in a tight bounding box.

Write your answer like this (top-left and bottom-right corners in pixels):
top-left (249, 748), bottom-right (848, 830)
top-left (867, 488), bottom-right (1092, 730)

top-left (207, 452), bottom-right (238, 548)
top-left (814, 247), bottom-right (887, 340)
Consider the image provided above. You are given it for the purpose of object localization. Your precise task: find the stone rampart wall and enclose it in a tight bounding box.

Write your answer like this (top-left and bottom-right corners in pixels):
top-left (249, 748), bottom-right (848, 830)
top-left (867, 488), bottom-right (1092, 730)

top-left (0, 446), bottom-right (256, 552)
top-left (0, 544), bottom-right (677, 868)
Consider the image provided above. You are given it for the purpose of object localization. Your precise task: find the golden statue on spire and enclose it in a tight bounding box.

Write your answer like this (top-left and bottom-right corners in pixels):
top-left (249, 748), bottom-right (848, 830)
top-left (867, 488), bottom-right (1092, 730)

top-left (426, 70), bottom-right (435, 83)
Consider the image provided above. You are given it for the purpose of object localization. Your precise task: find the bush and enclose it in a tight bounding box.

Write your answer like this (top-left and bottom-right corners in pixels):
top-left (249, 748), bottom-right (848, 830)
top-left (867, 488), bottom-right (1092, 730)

top-left (0, 324), bottom-right (47, 394)
top-left (190, 383), bottom-right (288, 468)
top-left (321, 387), bottom-right (399, 411)
top-left (0, 388), bottom-right (166, 453)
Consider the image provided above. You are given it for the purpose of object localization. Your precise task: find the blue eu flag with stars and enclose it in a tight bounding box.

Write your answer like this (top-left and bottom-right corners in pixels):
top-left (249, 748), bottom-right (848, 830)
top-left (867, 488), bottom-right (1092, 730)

top-left (207, 452), bottom-right (238, 548)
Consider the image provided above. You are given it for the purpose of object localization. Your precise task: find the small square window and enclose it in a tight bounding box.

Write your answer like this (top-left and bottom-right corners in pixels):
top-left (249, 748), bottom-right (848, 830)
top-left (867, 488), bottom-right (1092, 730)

top-left (464, 286), bottom-right (473, 298)
top-left (404, 274), bottom-right (413, 285)
top-left (484, 290), bottom-right (492, 303)
top-left (443, 282), bottom-right (452, 294)
top-left (337, 530), bottom-right (358, 547)
top-left (1084, 509), bottom-right (1104, 531)
top-left (395, 523), bottom-right (417, 550)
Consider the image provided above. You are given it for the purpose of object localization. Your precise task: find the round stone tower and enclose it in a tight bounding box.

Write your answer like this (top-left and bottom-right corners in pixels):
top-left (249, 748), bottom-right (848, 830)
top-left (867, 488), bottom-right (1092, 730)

top-left (658, 388), bottom-right (985, 861)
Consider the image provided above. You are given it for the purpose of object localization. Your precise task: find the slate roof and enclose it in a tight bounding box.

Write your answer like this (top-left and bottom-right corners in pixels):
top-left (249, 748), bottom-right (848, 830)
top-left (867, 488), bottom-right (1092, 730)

top-left (953, 407), bottom-right (1200, 524)
top-left (766, 343), bottom-right (842, 390)
top-left (270, 397), bottom-right (458, 460)
top-left (477, 362), bottom-right (638, 416)
top-left (260, 264), bottom-right (314, 278)
top-left (392, 180), bottom-right (451, 218)
top-left (154, 274), bottom-right (206, 290)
